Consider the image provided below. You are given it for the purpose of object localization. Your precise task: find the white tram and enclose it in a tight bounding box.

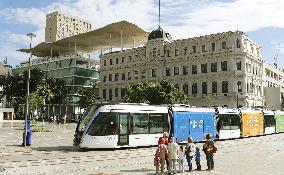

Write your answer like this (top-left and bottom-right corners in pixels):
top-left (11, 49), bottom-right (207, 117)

top-left (263, 110), bottom-right (276, 134)
top-left (79, 104), bottom-right (169, 148)
top-left (216, 108), bottom-right (241, 139)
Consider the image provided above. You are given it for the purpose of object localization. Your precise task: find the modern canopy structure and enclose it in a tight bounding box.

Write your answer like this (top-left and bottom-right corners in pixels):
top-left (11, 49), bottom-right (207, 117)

top-left (18, 21), bottom-right (149, 57)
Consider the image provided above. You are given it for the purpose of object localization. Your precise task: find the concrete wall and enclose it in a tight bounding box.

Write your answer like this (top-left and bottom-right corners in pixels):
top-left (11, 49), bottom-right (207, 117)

top-left (264, 87), bottom-right (281, 110)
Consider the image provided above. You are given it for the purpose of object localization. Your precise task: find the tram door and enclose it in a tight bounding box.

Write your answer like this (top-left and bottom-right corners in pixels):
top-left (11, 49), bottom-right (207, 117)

top-left (118, 113), bottom-right (129, 146)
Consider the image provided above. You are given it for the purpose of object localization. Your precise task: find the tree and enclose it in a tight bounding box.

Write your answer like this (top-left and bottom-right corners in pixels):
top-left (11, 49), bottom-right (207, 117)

top-left (23, 68), bottom-right (45, 93)
top-left (78, 81), bottom-right (99, 108)
top-left (124, 80), bottom-right (188, 105)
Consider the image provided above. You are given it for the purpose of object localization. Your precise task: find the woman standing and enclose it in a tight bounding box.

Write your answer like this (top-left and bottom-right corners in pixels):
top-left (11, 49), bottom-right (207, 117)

top-left (184, 137), bottom-right (195, 172)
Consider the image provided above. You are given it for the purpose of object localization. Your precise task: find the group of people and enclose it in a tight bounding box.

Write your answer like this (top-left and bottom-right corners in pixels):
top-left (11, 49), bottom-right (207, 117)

top-left (154, 132), bottom-right (216, 174)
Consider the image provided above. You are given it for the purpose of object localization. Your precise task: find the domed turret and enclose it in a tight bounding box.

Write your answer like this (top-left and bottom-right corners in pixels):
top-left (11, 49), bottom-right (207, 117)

top-left (148, 26), bottom-right (172, 41)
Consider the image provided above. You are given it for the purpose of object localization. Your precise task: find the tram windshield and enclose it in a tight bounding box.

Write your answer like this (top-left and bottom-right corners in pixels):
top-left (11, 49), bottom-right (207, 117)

top-left (264, 115), bottom-right (276, 127)
top-left (87, 112), bottom-right (116, 136)
top-left (78, 105), bottom-right (98, 132)
top-left (219, 114), bottom-right (241, 130)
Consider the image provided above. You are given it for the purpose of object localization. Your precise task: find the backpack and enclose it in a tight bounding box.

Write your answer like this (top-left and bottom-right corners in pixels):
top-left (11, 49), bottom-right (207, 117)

top-left (185, 143), bottom-right (195, 155)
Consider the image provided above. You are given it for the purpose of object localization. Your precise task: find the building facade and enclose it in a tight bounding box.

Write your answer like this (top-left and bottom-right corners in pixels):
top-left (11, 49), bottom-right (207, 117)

top-left (100, 29), bottom-right (282, 109)
top-left (45, 11), bottom-right (92, 42)
top-left (13, 55), bottom-right (99, 117)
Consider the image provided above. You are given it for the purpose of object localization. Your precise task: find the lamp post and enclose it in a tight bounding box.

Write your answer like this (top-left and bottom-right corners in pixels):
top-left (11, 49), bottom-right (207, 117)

top-left (24, 33), bottom-right (36, 147)
top-left (237, 81), bottom-right (241, 108)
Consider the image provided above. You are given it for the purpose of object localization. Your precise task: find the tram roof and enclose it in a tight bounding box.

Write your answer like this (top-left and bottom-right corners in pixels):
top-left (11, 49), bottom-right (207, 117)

top-left (17, 21), bottom-right (149, 57)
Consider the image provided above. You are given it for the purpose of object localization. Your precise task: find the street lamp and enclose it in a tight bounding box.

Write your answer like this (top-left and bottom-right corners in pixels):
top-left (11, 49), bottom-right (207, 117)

top-left (23, 33), bottom-right (36, 147)
top-left (237, 81), bottom-right (241, 108)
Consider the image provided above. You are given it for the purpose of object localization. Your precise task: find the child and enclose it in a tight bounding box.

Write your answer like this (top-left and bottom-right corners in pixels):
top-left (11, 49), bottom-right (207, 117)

top-left (178, 145), bottom-right (185, 173)
top-left (154, 145), bottom-right (161, 175)
top-left (195, 147), bottom-right (201, 171)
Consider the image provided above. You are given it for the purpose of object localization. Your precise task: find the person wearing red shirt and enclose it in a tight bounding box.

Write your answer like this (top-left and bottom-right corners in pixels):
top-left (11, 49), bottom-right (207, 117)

top-left (158, 132), bottom-right (169, 171)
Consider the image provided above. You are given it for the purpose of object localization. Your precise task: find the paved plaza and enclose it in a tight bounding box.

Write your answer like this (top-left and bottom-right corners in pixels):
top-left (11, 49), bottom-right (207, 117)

top-left (0, 121), bottom-right (284, 175)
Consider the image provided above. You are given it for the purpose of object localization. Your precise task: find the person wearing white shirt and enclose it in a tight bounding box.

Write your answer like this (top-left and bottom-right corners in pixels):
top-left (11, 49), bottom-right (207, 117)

top-left (167, 137), bottom-right (179, 174)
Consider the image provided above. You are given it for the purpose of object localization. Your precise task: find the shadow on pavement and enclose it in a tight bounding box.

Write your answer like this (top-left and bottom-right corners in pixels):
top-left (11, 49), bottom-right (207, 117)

top-left (33, 146), bottom-right (81, 152)
top-left (120, 168), bottom-right (153, 173)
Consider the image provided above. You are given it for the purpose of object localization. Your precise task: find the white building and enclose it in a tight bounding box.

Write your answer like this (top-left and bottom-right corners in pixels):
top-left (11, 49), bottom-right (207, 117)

top-left (0, 59), bottom-right (12, 108)
top-left (45, 11), bottom-right (92, 42)
top-left (100, 28), bottom-right (283, 109)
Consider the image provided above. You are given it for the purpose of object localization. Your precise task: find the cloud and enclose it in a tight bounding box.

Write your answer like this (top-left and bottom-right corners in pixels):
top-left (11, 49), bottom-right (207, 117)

top-left (1, 0), bottom-right (284, 66)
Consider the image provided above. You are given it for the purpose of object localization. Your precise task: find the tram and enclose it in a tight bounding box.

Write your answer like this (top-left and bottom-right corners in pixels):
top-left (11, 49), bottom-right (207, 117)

top-left (216, 108), bottom-right (241, 139)
top-left (262, 110), bottom-right (276, 134)
top-left (275, 111), bottom-right (284, 133)
top-left (239, 109), bottom-right (263, 137)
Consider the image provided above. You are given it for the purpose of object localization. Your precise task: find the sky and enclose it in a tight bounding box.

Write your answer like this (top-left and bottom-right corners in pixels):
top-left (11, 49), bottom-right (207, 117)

top-left (0, 0), bottom-right (284, 69)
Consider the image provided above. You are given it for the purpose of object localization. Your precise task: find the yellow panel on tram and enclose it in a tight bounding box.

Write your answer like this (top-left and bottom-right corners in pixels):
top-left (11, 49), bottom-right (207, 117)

top-left (241, 112), bottom-right (264, 137)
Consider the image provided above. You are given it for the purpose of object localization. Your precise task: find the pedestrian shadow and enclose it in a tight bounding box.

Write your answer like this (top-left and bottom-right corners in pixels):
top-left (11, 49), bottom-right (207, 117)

top-left (120, 168), bottom-right (154, 173)
top-left (33, 146), bottom-right (81, 152)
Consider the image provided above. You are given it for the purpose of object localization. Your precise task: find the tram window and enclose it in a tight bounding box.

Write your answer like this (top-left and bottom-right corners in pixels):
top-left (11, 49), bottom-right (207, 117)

top-left (149, 114), bottom-right (167, 134)
top-left (87, 112), bottom-right (116, 136)
top-left (230, 115), bottom-right (241, 129)
top-left (220, 116), bottom-right (231, 130)
top-left (132, 113), bottom-right (149, 134)
top-left (264, 115), bottom-right (276, 127)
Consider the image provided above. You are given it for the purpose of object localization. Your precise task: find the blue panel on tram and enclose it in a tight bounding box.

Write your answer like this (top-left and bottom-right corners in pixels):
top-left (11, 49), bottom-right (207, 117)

top-left (173, 111), bottom-right (216, 142)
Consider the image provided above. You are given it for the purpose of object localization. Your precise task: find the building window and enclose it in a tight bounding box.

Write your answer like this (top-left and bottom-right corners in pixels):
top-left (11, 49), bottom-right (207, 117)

top-left (202, 82), bottom-right (207, 94)
top-left (222, 81), bottom-right (228, 93)
top-left (221, 61), bottom-right (227, 71)
top-left (103, 89), bottom-right (106, 99)
top-left (174, 67), bottom-right (179, 76)
top-left (175, 49), bottom-right (179, 56)
top-left (166, 50), bottom-right (170, 57)
top-left (184, 47), bottom-right (188, 55)
top-left (175, 84), bottom-right (179, 90)
top-left (183, 83), bottom-right (188, 94)
top-left (116, 58), bottom-right (118, 64)
top-left (202, 45), bottom-right (206, 52)
top-left (222, 42), bottom-right (227, 49)
top-left (192, 46), bottom-right (196, 53)
top-left (152, 69), bottom-right (156, 77)
top-left (192, 65), bottom-right (197, 74)
top-left (166, 68), bottom-right (171, 76)
top-left (115, 88), bottom-right (119, 97)
top-left (121, 88), bottom-right (125, 97)
top-left (237, 61), bottom-right (242, 70)
top-left (122, 57), bottom-right (124, 63)
top-left (212, 43), bottom-right (215, 51)
top-left (212, 82), bottom-right (217, 93)
top-left (192, 83), bottom-right (197, 94)
top-left (134, 71), bottom-right (138, 80)
top-left (211, 62), bottom-right (217, 72)
top-left (103, 60), bottom-right (106, 66)
top-left (109, 89), bottom-right (112, 100)
top-left (201, 63), bottom-right (207, 73)
top-left (115, 73), bottom-right (119, 81)
top-left (128, 72), bottom-right (131, 80)
top-left (141, 70), bottom-right (146, 79)
top-left (183, 66), bottom-right (188, 75)
top-left (109, 74), bottom-right (112, 81)
top-left (121, 73), bottom-right (125, 80)
top-left (110, 59), bottom-right (113, 65)
top-left (236, 39), bottom-right (241, 48)
top-left (103, 76), bottom-right (106, 82)
top-left (128, 56), bottom-right (132, 62)
top-left (237, 81), bottom-right (242, 92)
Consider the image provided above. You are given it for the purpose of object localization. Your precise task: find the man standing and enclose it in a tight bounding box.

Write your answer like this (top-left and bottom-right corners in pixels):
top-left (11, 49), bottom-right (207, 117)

top-left (158, 132), bottom-right (169, 169)
top-left (185, 137), bottom-right (196, 172)
top-left (203, 133), bottom-right (215, 171)
top-left (168, 137), bottom-right (179, 174)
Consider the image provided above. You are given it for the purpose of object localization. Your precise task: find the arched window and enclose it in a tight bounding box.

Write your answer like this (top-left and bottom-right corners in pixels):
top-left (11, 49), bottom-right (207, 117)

top-left (121, 88), bottom-right (126, 97)
top-left (212, 82), bottom-right (217, 93)
top-left (183, 83), bottom-right (188, 94)
top-left (103, 89), bottom-right (106, 99)
top-left (236, 39), bottom-right (241, 48)
top-left (109, 89), bottom-right (113, 100)
top-left (222, 81), bottom-right (228, 93)
top-left (237, 81), bottom-right (242, 92)
top-left (115, 88), bottom-right (119, 97)
top-left (175, 84), bottom-right (179, 91)
top-left (202, 82), bottom-right (207, 94)
top-left (192, 83), bottom-right (197, 94)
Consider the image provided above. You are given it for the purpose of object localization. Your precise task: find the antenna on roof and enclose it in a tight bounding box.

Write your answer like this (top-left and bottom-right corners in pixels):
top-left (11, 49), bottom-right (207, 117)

top-left (274, 43), bottom-right (280, 68)
top-left (159, 0), bottom-right (161, 28)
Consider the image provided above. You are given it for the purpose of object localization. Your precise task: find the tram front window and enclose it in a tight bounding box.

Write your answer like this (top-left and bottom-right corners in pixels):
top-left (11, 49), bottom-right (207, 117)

top-left (219, 114), bottom-right (240, 130)
top-left (87, 112), bottom-right (116, 136)
top-left (264, 115), bottom-right (276, 127)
